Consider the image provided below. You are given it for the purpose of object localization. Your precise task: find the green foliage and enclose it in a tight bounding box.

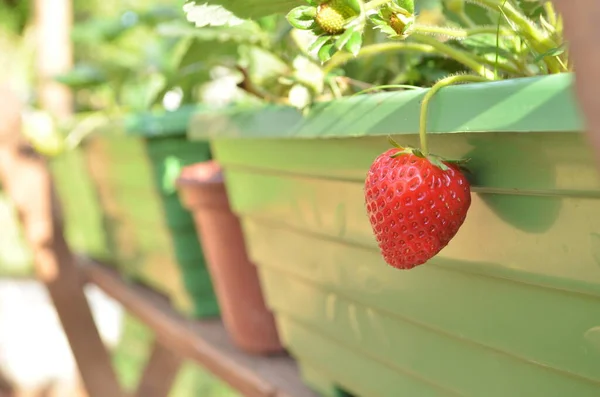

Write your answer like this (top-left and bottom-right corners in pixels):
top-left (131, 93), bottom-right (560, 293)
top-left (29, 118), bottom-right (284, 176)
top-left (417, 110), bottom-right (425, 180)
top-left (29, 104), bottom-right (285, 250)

top-left (55, 0), bottom-right (569, 138)
top-left (0, 0), bottom-right (31, 35)
top-left (190, 0), bottom-right (305, 19)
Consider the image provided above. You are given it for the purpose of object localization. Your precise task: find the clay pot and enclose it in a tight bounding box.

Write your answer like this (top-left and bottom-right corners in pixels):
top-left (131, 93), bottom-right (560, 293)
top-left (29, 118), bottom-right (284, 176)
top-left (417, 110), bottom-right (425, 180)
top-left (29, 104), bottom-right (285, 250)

top-left (176, 161), bottom-right (283, 355)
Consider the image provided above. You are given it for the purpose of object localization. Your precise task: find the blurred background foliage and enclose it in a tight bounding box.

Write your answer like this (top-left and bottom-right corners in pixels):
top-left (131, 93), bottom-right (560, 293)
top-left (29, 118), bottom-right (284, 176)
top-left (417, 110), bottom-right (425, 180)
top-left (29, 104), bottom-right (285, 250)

top-left (0, 1), bottom-right (240, 395)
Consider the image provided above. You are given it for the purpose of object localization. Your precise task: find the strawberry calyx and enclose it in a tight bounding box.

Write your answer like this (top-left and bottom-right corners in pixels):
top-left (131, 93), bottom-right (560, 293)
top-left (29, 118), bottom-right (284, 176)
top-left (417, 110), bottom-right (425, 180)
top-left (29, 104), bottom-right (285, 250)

top-left (386, 135), bottom-right (470, 172)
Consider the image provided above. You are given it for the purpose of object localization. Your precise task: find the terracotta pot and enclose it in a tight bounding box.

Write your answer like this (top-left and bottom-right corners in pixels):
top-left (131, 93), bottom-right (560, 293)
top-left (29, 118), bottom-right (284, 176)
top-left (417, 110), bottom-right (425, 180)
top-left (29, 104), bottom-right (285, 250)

top-left (177, 161), bottom-right (283, 355)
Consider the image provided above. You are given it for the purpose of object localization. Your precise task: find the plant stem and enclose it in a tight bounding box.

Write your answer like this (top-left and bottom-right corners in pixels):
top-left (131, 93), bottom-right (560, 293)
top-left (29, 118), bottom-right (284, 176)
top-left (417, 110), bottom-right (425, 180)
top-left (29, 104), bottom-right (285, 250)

top-left (411, 24), bottom-right (514, 38)
top-left (323, 42), bottom-right (437, 74)
top-left (411, 33), bottom-right (496, 79)
top-left (470, 0), bottom-right (562, 72)
top-left (419, 74), bottom-right (491, 156)
top-left (364, 0), bottom-right (392, 11)
top-left (474, 54), bottom-right (523, 76)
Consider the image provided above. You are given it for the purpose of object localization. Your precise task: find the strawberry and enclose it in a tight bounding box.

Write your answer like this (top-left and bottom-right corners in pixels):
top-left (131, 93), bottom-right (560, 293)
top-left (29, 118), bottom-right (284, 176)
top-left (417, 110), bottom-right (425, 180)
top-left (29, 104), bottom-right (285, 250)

top-left (364, 144), bottom-right (471, 269)
top-left (315, 0), bottom-right (358, 35)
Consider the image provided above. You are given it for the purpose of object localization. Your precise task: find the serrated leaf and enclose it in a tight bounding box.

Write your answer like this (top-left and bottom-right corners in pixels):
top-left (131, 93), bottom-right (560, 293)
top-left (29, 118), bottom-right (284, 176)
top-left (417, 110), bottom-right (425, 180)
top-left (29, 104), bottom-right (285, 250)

top-left (156, 21), bottom-right (268, 45)
top-left (308, 35), bottom-right (330, 53)
top-left (344, 30), bottom-right (363, 55)
top-left (183, 2), bottom-right (245, 27)
top-left (199, 0), bottom-right (305, 19)
top-left (318, 43), bottom-right (335, 62)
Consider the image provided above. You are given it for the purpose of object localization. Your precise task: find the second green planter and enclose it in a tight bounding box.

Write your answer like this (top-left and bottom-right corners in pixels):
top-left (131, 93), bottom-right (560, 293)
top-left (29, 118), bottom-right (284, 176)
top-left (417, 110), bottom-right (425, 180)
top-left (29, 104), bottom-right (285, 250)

top-left (83, 106), bottom-right (219, 317)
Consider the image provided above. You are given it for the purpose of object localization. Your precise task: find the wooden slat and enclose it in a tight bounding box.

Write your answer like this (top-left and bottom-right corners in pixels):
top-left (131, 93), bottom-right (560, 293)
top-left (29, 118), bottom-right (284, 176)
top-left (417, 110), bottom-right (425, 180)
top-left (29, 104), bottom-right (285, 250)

top-left (135, 340), bottom-right (183, 397)
top-left (79, 256), bottom-right (318, 397)
top-left (0, 85), bottom-right (125, 397)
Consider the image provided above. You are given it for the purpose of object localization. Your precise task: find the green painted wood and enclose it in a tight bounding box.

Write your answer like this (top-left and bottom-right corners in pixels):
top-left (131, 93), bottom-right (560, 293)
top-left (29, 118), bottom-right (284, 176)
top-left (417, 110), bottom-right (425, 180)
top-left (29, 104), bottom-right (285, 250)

top-left (189, 73), bottom-right (584, 140)
top-left (80, 110), bottom-right (219, 318)
top-left (277, 315), bottom-right (454, 397)
top-left (191, 75), bottom-right (600, 396)
top-left (259, 262), bottom-right (600, 396)
top-left (226, 168), bottom-right (600, 296)
top-left (211, 133), bottom-right (599, 195)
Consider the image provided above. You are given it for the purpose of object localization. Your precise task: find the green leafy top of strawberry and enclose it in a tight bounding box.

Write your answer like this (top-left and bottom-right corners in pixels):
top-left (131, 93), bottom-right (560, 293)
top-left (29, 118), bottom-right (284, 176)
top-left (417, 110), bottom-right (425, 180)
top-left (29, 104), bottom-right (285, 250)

top-left (287, 0), bottom-right (365, 62)
top-left (315, 0), bottom-right (359, 34)
top-left (386, 136), bottom-right (470, 173)
top-left (370, 3), bottom-right (415, 39)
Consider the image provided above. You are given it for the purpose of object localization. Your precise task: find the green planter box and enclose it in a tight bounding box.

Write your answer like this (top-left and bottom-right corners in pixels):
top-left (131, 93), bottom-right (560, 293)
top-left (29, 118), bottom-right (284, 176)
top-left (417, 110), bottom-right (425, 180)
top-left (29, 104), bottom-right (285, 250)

top-left (50, 146), bottom-right (112, 261)
top-left (190, 73), bottom-right (600, 396)
top-left (83, 106), bottom-right (219, 318)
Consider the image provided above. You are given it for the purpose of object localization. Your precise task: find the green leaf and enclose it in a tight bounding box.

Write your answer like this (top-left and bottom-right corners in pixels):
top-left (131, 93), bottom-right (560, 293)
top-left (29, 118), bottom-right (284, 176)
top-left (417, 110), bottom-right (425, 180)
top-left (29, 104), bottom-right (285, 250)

top-left (344, 30), bottom-right (363, 56)
top-left (71, 18), bottom-right (131, 43)
top-left (308, 35), bottom-right (330, 53)
top-left (156, 21), bottom-right (268, 45)
top-left (334, 28), bottom-right (355, 50)
top-left (183, 2), bottom-right (246, 27)
top-left (395, 0), bottom-right (415, 14)
top-left (53, 64), bottom-right (107, 89)
top-left (346, 0), bottom-right (363, 14)
top-left (287, 6), bottom-right (317, 30)
top-left (533, 44), bottom-right (565, 63)
top-left (197, 0), bottom-right (305, 19)
top-left (318, 43), bottom-right (335, 62)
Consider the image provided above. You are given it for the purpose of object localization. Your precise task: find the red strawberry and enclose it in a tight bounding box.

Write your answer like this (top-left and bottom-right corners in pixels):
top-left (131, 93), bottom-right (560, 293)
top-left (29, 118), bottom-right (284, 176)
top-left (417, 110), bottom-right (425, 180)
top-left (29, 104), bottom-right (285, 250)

top-left (364, 145), bottom-right (471, 269)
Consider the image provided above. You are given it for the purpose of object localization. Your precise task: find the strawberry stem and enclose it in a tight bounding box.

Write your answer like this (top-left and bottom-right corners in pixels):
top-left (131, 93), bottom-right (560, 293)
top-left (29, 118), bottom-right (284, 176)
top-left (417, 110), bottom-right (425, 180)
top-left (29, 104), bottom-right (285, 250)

top-left (411, 34), bottom-right (496, 79)
top-left (419, 74), bottom-right (491, 156)
top-left (323, 42), bottom-right (437, 74)
top-left (411, 24), bottom-right (513, 38)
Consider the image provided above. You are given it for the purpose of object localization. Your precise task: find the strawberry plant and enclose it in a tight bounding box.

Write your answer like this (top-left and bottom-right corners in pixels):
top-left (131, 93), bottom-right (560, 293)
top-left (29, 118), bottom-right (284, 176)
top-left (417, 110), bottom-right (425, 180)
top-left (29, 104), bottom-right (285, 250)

top-left (180, 0), bottom-right (570, 269)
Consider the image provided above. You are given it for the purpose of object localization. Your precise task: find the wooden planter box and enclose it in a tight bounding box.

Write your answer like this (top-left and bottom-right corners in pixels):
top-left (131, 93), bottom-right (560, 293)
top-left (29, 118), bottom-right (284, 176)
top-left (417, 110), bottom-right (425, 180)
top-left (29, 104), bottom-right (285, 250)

top-left (189, 73), bottom-right (600, 396)
top-left (54, 106), bottom-right (219, 318)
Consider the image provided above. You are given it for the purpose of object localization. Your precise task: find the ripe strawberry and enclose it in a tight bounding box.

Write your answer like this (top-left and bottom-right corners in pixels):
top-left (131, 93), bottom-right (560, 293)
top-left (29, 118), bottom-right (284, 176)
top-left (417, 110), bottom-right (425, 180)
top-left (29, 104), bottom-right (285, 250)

top-left (364, 146), bottom-right (471, 269)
